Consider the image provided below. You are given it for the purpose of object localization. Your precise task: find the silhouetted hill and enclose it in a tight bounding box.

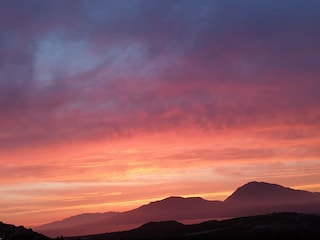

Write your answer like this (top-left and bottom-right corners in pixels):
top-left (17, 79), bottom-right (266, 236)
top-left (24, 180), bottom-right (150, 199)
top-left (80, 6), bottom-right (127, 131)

top-left (36, 212), bottom-right (118, 232)
top-left (0, 221), bottom-right (50, 240)
top-left (225, 181), bottom-right (320, 206)
top-left (39, 197), bottom-right (224, 237)
top-left (114, 196), bottom-right (223, 222)
top-left (126, 220), bottom-right (186, 238)
top-left (66, 213), bottom-right (320, 240)
top-left (36, 181), bottom-right (320, 237)
top-left (223, 181), bottom-right (320, 217)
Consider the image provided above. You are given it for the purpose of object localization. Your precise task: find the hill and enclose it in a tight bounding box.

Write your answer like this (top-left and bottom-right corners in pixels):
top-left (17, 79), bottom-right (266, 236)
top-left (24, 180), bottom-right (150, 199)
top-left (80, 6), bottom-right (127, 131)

top-left (0, 221), bottom-right (50, 240)
top-left (66, 212), bottom-right (320, 240)
top-left (225, 181), bottom-right (320, 205)
top-left (37, 197), bottom-right (224, 237)
top-left (36, 212), bottom-right (119, 232)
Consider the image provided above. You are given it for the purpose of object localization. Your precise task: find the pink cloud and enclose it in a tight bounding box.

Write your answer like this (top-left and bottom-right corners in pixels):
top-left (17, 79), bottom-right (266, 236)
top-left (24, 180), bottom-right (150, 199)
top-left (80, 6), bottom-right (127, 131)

top-left (0, 0), bottom-right (320, 227)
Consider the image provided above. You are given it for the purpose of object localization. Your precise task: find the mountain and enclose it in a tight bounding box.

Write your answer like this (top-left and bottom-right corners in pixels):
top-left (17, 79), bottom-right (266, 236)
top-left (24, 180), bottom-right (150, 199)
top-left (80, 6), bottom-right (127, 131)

top-left (225, 181), bottom-right (320, 206)
top-left (35, 181), bottom-right (320, 237)
top-left (110, 196), bottom-right (224, 223)
top-left (223, 181), bottom-right (320, 217)
top-left (71, 213), bottom-right (320, 240)
top-left (36, 212), bottom-right (118, 232)
top-left (0, 221), bottom-right (50, 240)
top-left (37, 197), bottom-right (224, 237)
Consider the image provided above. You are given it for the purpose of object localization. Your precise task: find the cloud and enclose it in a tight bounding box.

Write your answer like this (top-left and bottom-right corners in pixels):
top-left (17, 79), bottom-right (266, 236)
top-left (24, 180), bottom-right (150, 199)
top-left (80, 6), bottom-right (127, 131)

top-left (0, 1), bottom-right (319, 149)
top-left (0, 0), bottom-right (320, 226)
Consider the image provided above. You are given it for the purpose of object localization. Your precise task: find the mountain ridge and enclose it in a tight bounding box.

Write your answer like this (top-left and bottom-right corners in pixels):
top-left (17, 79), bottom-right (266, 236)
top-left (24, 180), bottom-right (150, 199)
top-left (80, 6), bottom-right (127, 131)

top-left (37, 212), bottom-right (119, 230)
top-left (93, 212), bottom-right (320, 240)
top-left (225, 181), bottom-right (320, 205)
top-left (35, 181), bottom-right (320, 237)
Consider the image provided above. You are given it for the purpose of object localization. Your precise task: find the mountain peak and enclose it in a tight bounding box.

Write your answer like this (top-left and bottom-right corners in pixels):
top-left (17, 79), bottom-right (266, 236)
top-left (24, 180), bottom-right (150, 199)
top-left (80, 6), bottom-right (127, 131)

top-left (225, 181), bottom-right (319, 205)
top-left (146, 196), bottom-right (207, 206)
top-left (164, 196), bottom-right (205, 201)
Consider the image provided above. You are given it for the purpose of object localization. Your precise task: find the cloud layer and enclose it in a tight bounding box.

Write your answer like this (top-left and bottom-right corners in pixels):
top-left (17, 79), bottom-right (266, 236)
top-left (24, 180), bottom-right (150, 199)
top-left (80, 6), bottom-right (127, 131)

top-left (1, 0), bottom-right (320, 226)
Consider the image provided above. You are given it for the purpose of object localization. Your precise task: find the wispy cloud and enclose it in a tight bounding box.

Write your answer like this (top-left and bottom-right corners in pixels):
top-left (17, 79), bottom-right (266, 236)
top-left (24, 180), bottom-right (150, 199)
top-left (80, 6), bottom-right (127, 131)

top-left (0, 0), bottom-right (319, 226)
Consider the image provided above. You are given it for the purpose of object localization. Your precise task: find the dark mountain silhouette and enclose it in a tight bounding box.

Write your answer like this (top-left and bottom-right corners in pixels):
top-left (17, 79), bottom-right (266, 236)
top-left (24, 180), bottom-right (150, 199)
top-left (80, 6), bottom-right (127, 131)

top-left (117, 220), bottom-right (186, 239)
top-left (108, 196), bottom-right (224, 223)
top-left (223, 181), bottom-right (320, 217)
top-left (0, 221), bottom-right (50, 240)
top-left (37, 197), bottom-right (224, 237)
top-left (225, 181), bottom-right (320, 206)
top-left (35, 181), bottom-right (320, 237)
top-left (36, 212), bottom-right (118, 231)
top-left (67, 213), bottom-right (320, 240)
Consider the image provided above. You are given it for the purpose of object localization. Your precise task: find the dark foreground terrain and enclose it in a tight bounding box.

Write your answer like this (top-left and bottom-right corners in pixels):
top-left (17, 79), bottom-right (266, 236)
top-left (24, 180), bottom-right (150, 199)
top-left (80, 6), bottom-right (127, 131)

top-left (0, 222), bottom-right (50, 240)
top-left (66, 212), bottom-right (320, 240)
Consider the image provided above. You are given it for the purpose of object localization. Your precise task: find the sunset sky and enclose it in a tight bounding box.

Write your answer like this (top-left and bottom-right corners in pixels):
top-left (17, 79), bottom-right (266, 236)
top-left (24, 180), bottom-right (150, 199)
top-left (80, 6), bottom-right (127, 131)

top-left (1, 0), bottom-right (320, 227)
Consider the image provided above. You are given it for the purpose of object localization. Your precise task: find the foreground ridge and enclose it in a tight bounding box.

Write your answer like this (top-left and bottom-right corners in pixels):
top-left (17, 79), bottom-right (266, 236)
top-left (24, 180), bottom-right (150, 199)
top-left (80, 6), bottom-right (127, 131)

top-left (66, 212), bottom-right (320, 240)
top-left (0, 222), bottom-right (50, 240)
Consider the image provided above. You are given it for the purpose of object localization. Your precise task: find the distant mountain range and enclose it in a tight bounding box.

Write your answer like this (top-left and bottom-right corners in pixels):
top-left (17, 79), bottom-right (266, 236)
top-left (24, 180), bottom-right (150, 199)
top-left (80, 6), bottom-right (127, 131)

top-left (35, 181), bottom-right (320, 237)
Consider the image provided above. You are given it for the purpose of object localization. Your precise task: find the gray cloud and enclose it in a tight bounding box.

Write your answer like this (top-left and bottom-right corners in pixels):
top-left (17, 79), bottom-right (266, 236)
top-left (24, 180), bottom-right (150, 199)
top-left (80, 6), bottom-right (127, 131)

top-left (0, 0), bottom-right (319, 149)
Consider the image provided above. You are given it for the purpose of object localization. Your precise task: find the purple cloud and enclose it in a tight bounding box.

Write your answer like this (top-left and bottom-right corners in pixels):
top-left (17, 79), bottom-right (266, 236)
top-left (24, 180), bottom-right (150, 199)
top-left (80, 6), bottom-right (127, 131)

top-left (0, 0), bottom-right (319, 150)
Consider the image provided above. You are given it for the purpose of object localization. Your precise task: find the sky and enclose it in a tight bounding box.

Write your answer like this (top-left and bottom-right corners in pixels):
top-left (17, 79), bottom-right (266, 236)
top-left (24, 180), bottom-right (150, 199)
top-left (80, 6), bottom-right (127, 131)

top-left (1, 0), bottom-right (320, 227)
